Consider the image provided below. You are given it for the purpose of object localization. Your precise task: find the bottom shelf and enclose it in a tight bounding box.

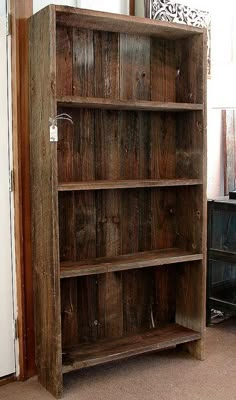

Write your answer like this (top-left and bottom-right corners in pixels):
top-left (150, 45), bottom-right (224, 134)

top-left (62, 323), bottom-right (201, 374)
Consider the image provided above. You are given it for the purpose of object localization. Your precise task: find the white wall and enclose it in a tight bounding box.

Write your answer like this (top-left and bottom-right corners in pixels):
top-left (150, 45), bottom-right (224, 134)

top-left (34, 0), bottom-right (76, 13)
top-left (34, 0), bottom-right (129, 14)
top-left (77, 0), bottom-right (129, 14)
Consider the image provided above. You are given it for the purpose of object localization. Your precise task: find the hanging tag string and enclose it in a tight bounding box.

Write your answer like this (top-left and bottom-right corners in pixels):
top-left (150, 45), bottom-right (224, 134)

top-left (49, 113), bottom-right (73, 127)
top-left (49, 114), bottom-right (73, 142)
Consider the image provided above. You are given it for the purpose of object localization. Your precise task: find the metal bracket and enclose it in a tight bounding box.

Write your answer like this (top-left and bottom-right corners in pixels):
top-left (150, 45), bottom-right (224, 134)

top-left (6, 13), bottom-right (11, 36)
top-left (9, 170), bottom-right (14, 192)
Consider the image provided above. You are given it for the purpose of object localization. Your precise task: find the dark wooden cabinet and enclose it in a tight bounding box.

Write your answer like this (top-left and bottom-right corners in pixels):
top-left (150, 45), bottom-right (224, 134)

top-left (207, 198), bottom-right (236, 324)
top-left (29, 5), bottom-right (207, 398)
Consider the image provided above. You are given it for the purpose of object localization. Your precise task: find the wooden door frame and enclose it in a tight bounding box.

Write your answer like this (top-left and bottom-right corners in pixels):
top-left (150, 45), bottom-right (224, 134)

top-left (129, 0), bottom-right (135, 15)
top-left (10, 0), bottom-right (34, 379)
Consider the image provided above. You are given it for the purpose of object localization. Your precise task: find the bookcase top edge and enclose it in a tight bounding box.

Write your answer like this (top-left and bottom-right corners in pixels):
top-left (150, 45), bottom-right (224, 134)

top-left (30, 4), bottom-right (205, 39)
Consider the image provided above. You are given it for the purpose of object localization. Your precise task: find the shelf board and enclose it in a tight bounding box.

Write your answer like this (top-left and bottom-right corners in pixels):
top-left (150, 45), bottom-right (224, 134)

top-left (62, 323), bottom-right (201, 373)
top-left (60, 248), bottom-right (203, 278)
top-left (58, 179), bottom-right (203, 192)
top-left (56, 6), bottom-right (203, 39)
top-left (57, 96), bottom-right (203, 112)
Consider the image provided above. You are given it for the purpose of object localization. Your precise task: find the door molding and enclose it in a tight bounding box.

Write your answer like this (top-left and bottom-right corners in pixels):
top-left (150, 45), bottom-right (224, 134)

top-left (10, 0), bottom-right (34, 379)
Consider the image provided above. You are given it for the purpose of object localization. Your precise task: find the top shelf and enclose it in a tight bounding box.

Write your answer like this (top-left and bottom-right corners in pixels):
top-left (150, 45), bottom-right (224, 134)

top-left (57, 97), bottom-right (203, 112)
top-left (55, 5), bottom-right (204, 39)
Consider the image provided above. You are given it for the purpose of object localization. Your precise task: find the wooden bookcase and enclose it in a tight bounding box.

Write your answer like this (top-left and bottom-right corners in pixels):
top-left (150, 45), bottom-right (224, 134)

top-left (29, 5), bottom-right (207, 398)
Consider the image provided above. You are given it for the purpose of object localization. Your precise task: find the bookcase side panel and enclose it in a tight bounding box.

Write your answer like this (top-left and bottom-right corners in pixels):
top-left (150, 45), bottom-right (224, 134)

top-left (29, 6), bottom-right (62, 398)
top-left (175, 32), bottom-right (207, 360)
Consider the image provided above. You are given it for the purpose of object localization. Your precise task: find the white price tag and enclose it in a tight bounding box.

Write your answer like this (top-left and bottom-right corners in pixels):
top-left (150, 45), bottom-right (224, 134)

top-left (50, 125), bottom-right (58, 142)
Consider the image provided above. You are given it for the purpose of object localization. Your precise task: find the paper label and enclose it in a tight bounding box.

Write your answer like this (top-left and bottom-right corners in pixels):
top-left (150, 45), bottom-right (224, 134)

top-left (50, 125), bottom-right (58, 142)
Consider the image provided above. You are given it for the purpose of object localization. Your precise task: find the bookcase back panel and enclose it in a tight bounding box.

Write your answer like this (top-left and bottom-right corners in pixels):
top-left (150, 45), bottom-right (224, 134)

top-left (59, 188), bottom-right (178, 263)
top-left (151, 36), bottom-right (203, 103)
top-left (56, 26), bottom-right (203, 103)
top-left (56, 27), bottom-right (119, 97)
top-left (120, 34), bottom-right (151, 100)
top-left (58, 186), bottom-right (202, 263)
top-left (61, 266), bottom-right (177, 347)
top-left (57, 108), bottom-right (203, 181)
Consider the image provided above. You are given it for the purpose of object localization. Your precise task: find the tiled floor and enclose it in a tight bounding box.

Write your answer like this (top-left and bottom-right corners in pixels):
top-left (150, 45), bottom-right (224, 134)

top-left (0, 319), bottom-right (235, 400)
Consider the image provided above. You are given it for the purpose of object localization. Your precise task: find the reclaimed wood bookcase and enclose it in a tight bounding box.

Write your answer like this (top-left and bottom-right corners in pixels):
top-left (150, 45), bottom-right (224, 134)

top-left (29, 5), bottom-right (207, 398)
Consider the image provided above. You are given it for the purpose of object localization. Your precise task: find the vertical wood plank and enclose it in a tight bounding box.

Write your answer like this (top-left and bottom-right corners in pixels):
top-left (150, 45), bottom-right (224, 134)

top-left (176, 36), bottom-right (203, 103)
top-left (61, 278), bottom-right (78, 347)
top-left (176, 261), bottom-right (204, 339)
top-left (223, 110), bottom-right (236, 195)
top-left (75, 191), bottom-right (98, 342)
top-left (73, 109), bottom-right (95, 181)
top-left (151, 188), bottom-right (176, 250)
top-left (96, 190), bottom-right (123, 338)
top-left (151, 187), bottom-right (177, 327)
top-left (119, 32), bottom-right (152, 334)
top-left (95, 110), bottom-right (120, 180)
top-left (151, 39), bottom-right (177, 102)
top-left (150, 113), bottom-right (176, 179)
top-left (178, 31), bottom-right (207, 360)
top-left (72, 29), bottom-right (94, 96)
top-left (56, 27), bottom-right (72, 96)
top-left (121, 189), bottom-right (139, 333)
top-left (120, 111), bottom-right (139, 179)
top-left (94, 109), bottom-right (121, 337)
top-left (29, 6), bottom-right (62, 398)
top-left (176, 111), bottom-right (203, 179)
top-left (59, 192), bottom-right (75, 262)
top-left (176, 186), bottom-right (202, 253)
top-left (57, 107), bottom-right (74, 183)
top-left (94, 31), bottom-right (119, 98)
top-left (77, 275), bottom-right (98, 341)
top-left (120, 34), bottom-right (151, 100)
top-left (137, 111), bottom-right (151, 179)
top-left (153, 265), bottom-right (176, 324)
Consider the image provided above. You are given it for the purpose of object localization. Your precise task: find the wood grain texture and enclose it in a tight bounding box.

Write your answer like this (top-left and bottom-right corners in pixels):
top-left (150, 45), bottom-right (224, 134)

top-left (96, 190), bottom-right (123, 338)
top-left (30, 7), bottom-right (207, 394)
top-left (120, 34), bottom-right (150, 100)
top-left (94, 101), bottom-right (123, 339)
top-left (150, 113), bottom-right (176, 179)
top-left (60, 248), bottom-right (203, 278)
top-left (176, 36), bottom-right (203, 104)
top-left (55, 6), bottom-right (203, 39)
top-left (57, 96), bottom-right (203, 111)
top-left (94, 31), bottom-right (119, 98)
top-left (61, 278), bottom-right (78, 347)
top-left (56, 26), bottom-right (72, 96)
top-left (154, 265), bottom-right (176, 323)
top-left (176, 111), bottom-right (203, 179)
top-left (151, 38), bottom-right (177, 102)
top-left (129, 0), bottom-right (135, 16)
top-left (11, 0), bottom-right (34, 379)
top-left (223, 110), bottom-right (236, 195)
top-left (72, 28), bottom-right (94, 96)
top-left (176, 261), bottom-right (206, 360)
top-left (29, 6), bottom-right (62, 398)
top-left (62, 324), bottom-right (201, 373)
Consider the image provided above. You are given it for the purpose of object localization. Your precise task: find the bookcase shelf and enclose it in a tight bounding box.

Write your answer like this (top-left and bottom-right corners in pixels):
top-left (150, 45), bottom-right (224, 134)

top-left (60, 248), bottom-right (203, 278)
top-left (29, 5), bottom-right (207, 398)
top-left (58, 179), bottom-right (203, 192)
top-left (62, 323), bottom-right (201, 373)
top-left (57, 96), bottom-right (203, 112)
